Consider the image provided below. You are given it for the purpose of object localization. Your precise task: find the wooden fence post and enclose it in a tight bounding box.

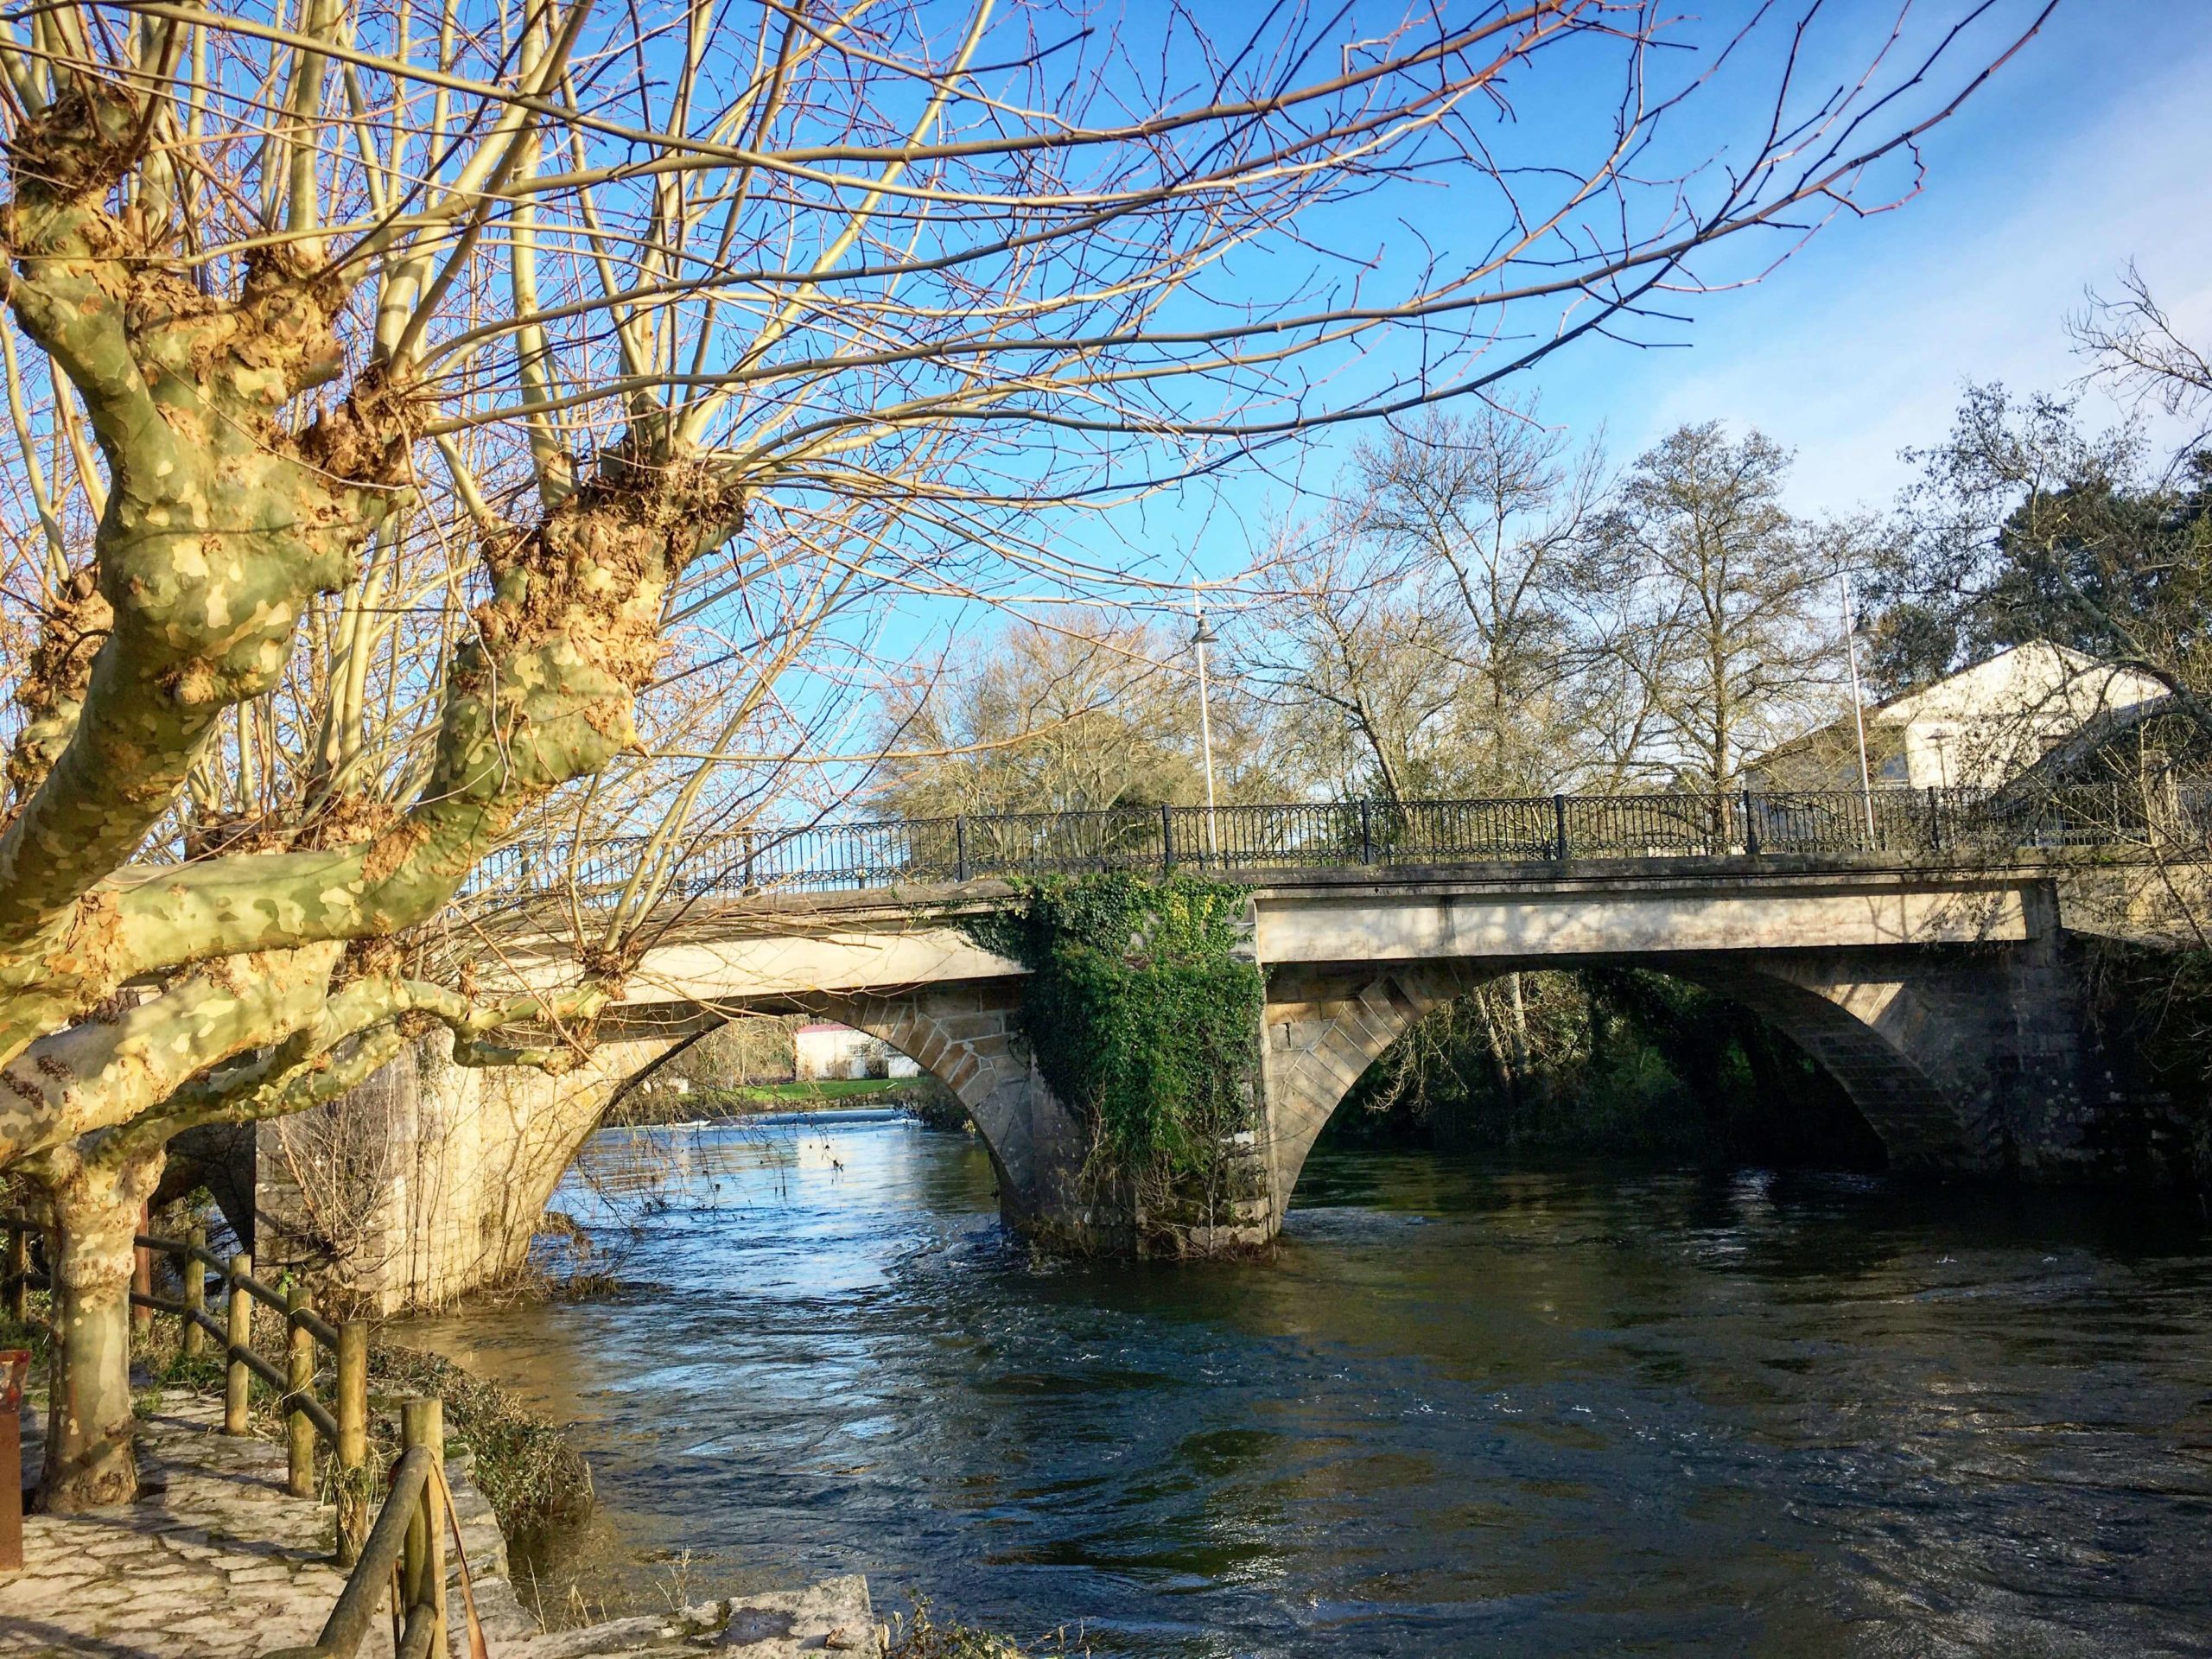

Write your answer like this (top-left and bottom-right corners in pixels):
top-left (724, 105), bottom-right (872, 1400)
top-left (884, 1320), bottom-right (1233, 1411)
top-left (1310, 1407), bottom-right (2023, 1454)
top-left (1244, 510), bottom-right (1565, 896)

top-left (181, 1225), bottom-right (207, 1357)
top-left (400, 1398), bottom-right (428, 1613)
top-left (285, 1285), bottom-right (315, 1497)
top-left (0, 1347), bottom-right (27, 1573)
top-left (3, 1217), bottom-right (25, 1326)
top-left (402, 1396), bottom-right (447, 1633)
top-left (130, 1201), bottom-right (153, 1338)
top-left (335, 1324), bottom-right (368, 1566)
top-left (224, 1254), bottom-right (252, 1435)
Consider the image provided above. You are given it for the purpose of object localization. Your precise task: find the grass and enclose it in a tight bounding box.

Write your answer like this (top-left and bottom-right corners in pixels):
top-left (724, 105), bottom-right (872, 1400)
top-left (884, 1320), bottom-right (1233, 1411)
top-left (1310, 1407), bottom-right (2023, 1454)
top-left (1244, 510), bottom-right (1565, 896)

top-left (610, 1074), bottom-right (932, 1125)
top-left (0, 1297), bottom-right (50, 1368)
top-left (729, 1077), bottom-right (907, 1102)
top-left (368, 1344), bottom-right (594, 1541)
top-left (883, 1598), bottom-right (1088, 1658)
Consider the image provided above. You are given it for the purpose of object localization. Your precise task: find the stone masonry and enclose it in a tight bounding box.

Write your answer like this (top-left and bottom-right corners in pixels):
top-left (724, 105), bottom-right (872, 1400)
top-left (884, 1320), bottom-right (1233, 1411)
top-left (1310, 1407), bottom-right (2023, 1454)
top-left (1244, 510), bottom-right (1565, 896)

top-left (1, 1389), bottom-right (880, 1658)
top-left (267, 862), bottom-right (2150, 1305)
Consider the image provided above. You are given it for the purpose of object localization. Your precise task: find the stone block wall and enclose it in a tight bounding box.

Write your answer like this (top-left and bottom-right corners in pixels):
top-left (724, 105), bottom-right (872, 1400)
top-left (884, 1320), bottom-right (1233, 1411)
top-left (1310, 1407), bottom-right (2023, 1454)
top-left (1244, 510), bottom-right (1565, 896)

top-left (256, 1029), bottom-right (671, 1313)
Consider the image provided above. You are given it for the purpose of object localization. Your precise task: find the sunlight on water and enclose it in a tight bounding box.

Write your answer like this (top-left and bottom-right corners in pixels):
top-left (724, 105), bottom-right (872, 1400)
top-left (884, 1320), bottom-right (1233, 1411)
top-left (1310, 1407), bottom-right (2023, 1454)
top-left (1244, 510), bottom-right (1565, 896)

top-left (400, 1116), bottom-right (2212, 1657)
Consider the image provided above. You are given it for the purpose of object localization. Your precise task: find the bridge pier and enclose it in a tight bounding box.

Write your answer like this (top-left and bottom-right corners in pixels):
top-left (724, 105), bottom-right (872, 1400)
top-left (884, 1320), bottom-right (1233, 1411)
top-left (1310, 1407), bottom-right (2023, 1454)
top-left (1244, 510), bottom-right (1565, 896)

top-left (251, 1028), bottom-right (669, 1313)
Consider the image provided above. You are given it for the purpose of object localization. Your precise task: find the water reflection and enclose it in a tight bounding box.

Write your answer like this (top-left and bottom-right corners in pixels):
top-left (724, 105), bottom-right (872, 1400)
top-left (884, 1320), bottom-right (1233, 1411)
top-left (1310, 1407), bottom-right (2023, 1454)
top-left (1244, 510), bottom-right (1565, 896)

top-left (399, 1117), bottom-right (2212, 1657)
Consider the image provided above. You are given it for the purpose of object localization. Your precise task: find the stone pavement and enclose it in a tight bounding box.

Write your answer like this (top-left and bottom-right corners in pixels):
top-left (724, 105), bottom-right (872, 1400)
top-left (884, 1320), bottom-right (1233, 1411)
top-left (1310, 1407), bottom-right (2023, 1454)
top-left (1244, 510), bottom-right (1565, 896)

top-left (0, 1390), bottom-right (880, 1657)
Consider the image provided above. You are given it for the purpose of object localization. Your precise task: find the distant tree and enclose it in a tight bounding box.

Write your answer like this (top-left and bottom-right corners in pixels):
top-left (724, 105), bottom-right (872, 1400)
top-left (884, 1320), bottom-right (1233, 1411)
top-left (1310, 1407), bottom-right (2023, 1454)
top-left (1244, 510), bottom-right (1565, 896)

top-left (1244, 404), bottom-right (1603, 802)
top-left (1241, 518), bottom-right (1470, 804)
top-left (871, 614), bottom-right (1262, 820)
top-left (1583, 423), bottom-right (1839, 790)
top-left (2075, 264), bottom-right (2212, 454)
top-left (1356, 407), bottom-right (1606, 793)
top-left (1866, 386), bottom-right (2212, 697)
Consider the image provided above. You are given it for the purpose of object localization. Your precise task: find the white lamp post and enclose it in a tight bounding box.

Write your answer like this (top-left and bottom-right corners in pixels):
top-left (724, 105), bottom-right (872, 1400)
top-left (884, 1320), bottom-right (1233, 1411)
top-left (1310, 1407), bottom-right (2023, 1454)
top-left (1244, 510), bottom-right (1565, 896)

top-left (1192, 592), bottom-right (1220, 860)
top-left (1839, 570), bottom-right (1876, 843)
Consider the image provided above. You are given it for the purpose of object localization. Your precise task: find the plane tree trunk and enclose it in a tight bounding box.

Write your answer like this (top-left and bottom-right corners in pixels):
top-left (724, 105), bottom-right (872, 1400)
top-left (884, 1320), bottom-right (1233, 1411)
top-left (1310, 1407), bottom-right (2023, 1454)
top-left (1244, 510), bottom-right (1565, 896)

top-left (35, 1143), bottom-right (162, 1511)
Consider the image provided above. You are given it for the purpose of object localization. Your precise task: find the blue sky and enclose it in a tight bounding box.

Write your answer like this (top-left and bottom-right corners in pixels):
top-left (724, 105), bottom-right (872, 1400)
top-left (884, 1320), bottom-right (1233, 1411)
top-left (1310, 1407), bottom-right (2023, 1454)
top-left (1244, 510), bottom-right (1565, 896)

top-left (1606, 0), bottom-right (2212, 512)
top-left (1071, 1), bottom-right (2212, 601)
top-left (798, 0), bottom-right (2212, 746)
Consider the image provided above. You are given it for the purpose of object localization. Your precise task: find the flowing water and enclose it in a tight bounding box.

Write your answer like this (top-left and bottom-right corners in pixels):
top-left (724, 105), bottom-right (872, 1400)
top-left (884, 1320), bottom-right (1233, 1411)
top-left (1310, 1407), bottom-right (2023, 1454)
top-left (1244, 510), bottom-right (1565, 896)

top-left (400, 1116), bottom-right (2212, 1656)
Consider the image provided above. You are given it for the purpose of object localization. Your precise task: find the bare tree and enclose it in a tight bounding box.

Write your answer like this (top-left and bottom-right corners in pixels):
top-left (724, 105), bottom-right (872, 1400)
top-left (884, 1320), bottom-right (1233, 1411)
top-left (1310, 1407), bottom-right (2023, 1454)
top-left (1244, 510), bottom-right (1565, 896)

top-left (1583, 423), bottom-right (1839, 791)
top-left (2075, 264), bottom-right (2212, 456)
top-left (1241, 514), bottom-right (1470, 804)
top-left (872, 613), bottom-right (1261, 819)
top-left (0, 0), bottom-right (2056, 1505)
top-left (1356, 405), bottom-right (1605, 792)
top-left (1246, 403), bottom-right (1620, 800)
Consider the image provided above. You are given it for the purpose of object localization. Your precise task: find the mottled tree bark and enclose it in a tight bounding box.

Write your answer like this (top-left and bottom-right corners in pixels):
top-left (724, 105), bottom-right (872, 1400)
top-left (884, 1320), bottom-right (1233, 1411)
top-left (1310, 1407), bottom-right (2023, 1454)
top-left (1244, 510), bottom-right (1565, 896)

top-left (0, 78), bottom-right (405, 1074)
top-left (36, 1143), bottom-right (162, 1510)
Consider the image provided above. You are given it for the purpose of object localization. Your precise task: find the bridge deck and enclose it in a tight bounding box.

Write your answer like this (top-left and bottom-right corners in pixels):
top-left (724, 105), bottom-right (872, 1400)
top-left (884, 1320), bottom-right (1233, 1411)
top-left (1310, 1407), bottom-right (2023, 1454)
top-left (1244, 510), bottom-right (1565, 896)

top-left (529, 853), bottom-right (2070, 1016)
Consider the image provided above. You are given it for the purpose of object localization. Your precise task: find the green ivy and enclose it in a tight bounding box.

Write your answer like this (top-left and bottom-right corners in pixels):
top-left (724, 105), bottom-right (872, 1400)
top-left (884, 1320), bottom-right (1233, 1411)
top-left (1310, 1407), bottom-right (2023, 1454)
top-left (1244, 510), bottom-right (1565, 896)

top-left (963, 872), bottom-right (1262, 1207)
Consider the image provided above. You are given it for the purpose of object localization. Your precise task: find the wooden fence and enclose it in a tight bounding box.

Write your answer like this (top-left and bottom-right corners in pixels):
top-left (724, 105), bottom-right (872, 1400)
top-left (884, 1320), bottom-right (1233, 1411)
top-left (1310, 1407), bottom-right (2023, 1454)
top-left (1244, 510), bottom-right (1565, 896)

top-left (3, 1212), bottom-right (458, 1656)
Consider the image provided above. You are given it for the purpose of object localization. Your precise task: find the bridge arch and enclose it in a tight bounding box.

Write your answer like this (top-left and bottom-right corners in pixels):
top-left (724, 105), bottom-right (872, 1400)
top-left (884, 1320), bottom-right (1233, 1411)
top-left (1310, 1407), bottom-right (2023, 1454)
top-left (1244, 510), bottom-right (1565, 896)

top-left (1258, 950), bottom-right (2027, 1211)
top-left (256, 980), bottom-right (1095, 1313)
top-left (587, 979), bottom-right (1097, 1234)
top-left (766, 984), bottom-right (1070, 1220)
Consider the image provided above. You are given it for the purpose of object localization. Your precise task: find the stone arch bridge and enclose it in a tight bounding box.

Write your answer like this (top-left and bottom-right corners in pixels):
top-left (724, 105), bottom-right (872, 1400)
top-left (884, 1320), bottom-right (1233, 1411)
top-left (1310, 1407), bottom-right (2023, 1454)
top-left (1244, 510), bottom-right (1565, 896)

top-left (257, 825), bottom-right (2175, 1309)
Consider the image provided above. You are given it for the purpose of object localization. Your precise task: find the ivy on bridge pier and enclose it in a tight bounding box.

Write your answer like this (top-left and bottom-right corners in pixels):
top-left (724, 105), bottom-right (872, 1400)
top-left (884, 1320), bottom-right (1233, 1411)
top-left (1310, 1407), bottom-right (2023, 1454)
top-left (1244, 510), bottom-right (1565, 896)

top-left (961, 873), bottom-right (1268, 1250)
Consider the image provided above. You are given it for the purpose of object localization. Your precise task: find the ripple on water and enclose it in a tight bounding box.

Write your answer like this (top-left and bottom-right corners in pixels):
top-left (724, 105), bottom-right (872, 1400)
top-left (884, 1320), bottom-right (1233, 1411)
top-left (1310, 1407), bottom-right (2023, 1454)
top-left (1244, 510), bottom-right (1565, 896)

top-left (397, 1120), bottom-right (2212, 1658)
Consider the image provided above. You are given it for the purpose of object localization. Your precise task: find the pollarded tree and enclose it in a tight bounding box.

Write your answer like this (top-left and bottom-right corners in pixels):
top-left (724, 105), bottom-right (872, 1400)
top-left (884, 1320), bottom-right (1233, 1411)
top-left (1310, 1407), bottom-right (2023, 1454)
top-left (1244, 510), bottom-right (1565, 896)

top-left (0, 0), bottom-right (2056, 1507)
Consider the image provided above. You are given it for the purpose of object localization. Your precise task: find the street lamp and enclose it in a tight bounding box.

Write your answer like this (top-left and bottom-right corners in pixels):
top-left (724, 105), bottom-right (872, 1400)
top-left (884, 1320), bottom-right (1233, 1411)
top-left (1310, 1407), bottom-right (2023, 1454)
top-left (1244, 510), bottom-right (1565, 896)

top-left (1192, 594), bottom-right (1220, 860)
top-left (1838, 570), bottom-right (1876, 843)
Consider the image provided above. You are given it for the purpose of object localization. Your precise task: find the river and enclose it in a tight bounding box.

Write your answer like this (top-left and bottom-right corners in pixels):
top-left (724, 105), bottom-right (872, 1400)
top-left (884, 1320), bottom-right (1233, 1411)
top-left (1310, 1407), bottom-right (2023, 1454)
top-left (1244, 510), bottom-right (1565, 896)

top-left (400, 1114), bottom-right (2212, 1656)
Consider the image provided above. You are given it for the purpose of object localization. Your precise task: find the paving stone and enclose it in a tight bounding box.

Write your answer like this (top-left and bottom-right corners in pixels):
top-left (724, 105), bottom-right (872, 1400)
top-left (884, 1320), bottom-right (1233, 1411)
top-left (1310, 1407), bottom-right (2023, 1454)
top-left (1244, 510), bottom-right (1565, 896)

top-left (1, 1389), bottom-right (884, 1657)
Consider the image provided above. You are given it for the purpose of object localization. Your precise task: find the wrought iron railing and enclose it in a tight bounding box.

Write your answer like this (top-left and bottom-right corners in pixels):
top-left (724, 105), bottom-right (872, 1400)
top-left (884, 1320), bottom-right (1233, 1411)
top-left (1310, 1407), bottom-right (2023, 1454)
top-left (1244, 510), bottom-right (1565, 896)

top-left (461, 782), bottom-right (2206, 906)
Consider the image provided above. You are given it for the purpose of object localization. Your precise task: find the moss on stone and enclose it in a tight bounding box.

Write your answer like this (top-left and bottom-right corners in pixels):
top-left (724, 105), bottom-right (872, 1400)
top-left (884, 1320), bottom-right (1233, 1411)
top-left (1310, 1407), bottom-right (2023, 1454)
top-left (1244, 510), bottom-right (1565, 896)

top-left (962, 872), bottom-right (1263, 1230)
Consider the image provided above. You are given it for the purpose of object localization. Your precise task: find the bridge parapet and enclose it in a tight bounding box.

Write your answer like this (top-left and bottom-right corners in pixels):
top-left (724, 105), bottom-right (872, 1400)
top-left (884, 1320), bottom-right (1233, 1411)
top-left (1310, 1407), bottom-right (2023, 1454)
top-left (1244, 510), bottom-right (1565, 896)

top-left (461, 783), bottom-right (2202, 915)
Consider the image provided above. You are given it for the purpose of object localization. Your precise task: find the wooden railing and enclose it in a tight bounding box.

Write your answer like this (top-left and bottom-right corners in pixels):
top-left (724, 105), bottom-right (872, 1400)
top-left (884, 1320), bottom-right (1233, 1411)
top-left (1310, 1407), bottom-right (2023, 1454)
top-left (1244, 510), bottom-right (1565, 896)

top-left (266, 1399), bottom-right (454, 1659)
top-left (3, 1213), bottom-right (461, 1656)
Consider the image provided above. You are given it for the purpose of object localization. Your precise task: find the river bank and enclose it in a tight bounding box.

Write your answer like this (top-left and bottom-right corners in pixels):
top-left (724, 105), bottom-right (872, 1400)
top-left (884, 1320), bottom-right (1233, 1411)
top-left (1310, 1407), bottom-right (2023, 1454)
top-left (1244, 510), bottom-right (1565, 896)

top-left (401, 1113), bottom-right (2212, 1657)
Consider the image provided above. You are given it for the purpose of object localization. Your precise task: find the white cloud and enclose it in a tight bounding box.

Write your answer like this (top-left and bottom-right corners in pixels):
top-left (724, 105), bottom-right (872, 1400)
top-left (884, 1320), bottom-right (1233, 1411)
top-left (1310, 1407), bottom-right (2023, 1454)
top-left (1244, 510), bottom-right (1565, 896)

top-left (1626, 41), bottom-right (2212, 512)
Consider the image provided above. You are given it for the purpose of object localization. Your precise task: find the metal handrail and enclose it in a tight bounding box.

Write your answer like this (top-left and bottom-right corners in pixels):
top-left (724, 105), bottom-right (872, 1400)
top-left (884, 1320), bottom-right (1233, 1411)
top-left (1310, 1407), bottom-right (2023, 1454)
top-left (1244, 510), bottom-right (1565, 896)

top-left (456, 781), bottom-right (2201, 906)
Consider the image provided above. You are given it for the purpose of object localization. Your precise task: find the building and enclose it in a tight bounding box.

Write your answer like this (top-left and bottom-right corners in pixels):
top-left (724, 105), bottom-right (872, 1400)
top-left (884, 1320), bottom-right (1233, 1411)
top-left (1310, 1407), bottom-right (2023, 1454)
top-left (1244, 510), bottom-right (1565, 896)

top-left (794, 1021), bottom-right (894, 1080)
top-left (1750, 642), bottom-right (2169, 793)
